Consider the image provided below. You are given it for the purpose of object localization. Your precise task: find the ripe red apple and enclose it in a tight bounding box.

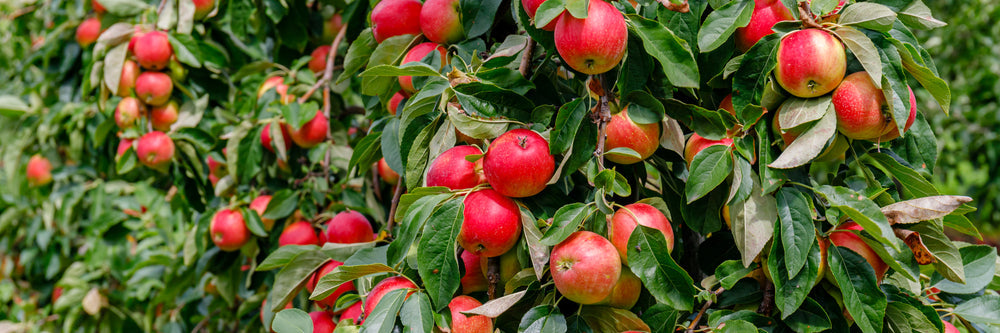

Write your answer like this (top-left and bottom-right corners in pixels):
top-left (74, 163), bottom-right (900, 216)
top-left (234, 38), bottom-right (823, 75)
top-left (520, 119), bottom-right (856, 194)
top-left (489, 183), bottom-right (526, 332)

top-left (261, 123), bottom-right (293, 153)
top-left (827, 221), bottom-right (889, 282)
top-left (599, 268), bottom-right (641, 309)
top-left (370, 0), bottom-right (423, 43)
top-left (482, 129), bottom-right (555, 198)
top-left (309, 46), bottom-right (331, 73)
top-left (76, 17), bottom-right (102, 47)
top-left (734, 0), bottom-right (794, 52)
top-left (136, 131), bottom-right (175, 169)
top-left (116, 60), bottom-right (140, 97)
top-left (942, 321), bottom-right (960, 333)
top-left (459, 189), bottom-right (522, 258)
top-left (132, 31), bottom-right (174, 70)
top-left (719, 94), bottom-right (735, 116)
top-left (323, 14), bottom-right (345, 42)
top-left (26, 155), bottom-right (53, 187)
top-left (684, 133), bottom-right (734, 166)
top-left (447, 296), bottom-right (493, 333)
top-left (52, 286), bottom-right (63, 304)
top-left (192, 0), bottom-right (216, 19)
top-left (290, 111), bottom-right (328, 148)
top-left (309, 311), bottom-right (337, 333)
top-left (150, 100), bottom-right (178, 131)
top-left (832, 71), bottom-right (893, 140)
top-left (774, 29), bottom-right (846, 98)
top-left (426, 145), bottom-right (486, 190)
top-left (608, 203), bottom-right (674, 263)
top-left (387, 91), bottom-right (405, 115)
top-left (376, 158), bottom-right (399, 185)
top-left (135, 71), bottom-right (173, 106)
top-left (460, 250), bottom-right (487, 294)
top-left (92, 0), bottom-right (105, 14)
top-left (550, 231), bottom-right (621, 305)
top-left (115, 97), bottom-right (143, 129)
top-left (420, 0), bottom-right (465, 45)
top-left (554, 0), bottom-right (627, 75)
top-left (210, 208), bottom-right (251, 252)
top-left (522, 0), bottom-right (561, 31)
top-left (249, 195), bottom-right (275, 231)
top-left (324, 211), bottom-right (375, 244)
top-left (127, 26), bottom-right (148, 54)
top-left (307, 260), bottom-right (356, 309)
top-left (340, 301), bottom-right (363, 324)
top-left (117, 138), bottom-right (134, 158)
top-left (399, 42), bottom-right (447, 93)
top-left (362, 276), bottom-right (417, 322)
top-left (279, 221), bottom-right (320, 247)
top-left (877, 86), bottom-right (918, 141)
top-left (605, 106), bottom-right (661, 164)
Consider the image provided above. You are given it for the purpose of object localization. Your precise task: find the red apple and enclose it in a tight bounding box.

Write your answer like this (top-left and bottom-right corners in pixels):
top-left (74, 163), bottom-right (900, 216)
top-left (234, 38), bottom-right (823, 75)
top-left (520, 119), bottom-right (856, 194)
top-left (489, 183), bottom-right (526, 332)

top-left (324, 211), bottom-right (375, 244)
top-left (92, 0), bottom-right (105, 14)
top-left (135, 71), bottom-right (173, 106)
top-left (522, 0), bottom-right (561, 31)
top-left (683, 133), bottom-right (734, 166)
top-left (387, 91), bottom-right (405, 115)
top-left (307, 260), bottom-right (356, 309)
top-left (460, 250), bottom-right (488, 294)
top-left (127, 26), bottom-right (148, 54)
top-left (279, 221), bottom-right (320, 247)
top-left (192, 0), bottom-right (216, 19)
top-left (257, 76), bottom-right (294, 104)
top-left (309, 46), bottom-right (331, 73)
top-left (459, 189), bottom-right (522, 258)
top-left (942, 321), bottom-right (960, 333)
top-left (150, 100), bottom-right (178, 131)
top-left (340, 301), bottom-right (363, 324)
top-left (774, 29), bottom-right (846, 98)
top-left (370, 0), bottom-right (423, 43)
top-left (447, 296), bottom-right (493, 333)
top-left (132, 31), bottom-right (174, 70)
top-left (833, 71), bottom-right (893, 140)
top-left (550, 231), bottom-right (621, 304)
top-left (323, 14), bottom-right (345, 42)
top-left (76, 18), bottom-right (101, 47)
top-left (608, 203), bottom-right (674, 263)
top-left (117, 138), bottom-right (135, 158)
top-left (827, 221), bottom-right (889, 282)
top-left (249, 195), bottom-right (275, 230)
top-left (309, 311), bottom-right (337, 333)
top-left (720, 94), bottom-right (735, 116)
top-left (599, 268), bottom-right (641, 309)
top-left (877, 86), bottom-right (918, 141)
top-left (136, 131), bottom-right (175, 169)
top-left (26, 155), bottom-right (53, 187)
top-left (376, 158), bottom-right (400, 185)
top-left (605, 106), bottom-right (661, 164)
top-left (426, 145), bottom-right (487, 190)
top-left (554, 0), bottom-right (627, 75)
top-left (290, 111), bottom-right (328, 148)
top-left (362, 276), bottom-right (417, 322)
top-left (210, 208), bottom-right (250, 252)
top-left (116, 60), bottom-right (140, 97)
top-left (482, 129), bottom-right (555, 198)
top-left (52, 287), bottom-right (63, 304)
top-left (420, 0), bottom-right (465, 45)
top-left (734, 0), bottom-right (794, 52)
top-left (261, 123), bottom-right (293, 153)
top-left (115, 97), bottom-right (143, 129)
top-left (399, 42), bottom-right (447, 93)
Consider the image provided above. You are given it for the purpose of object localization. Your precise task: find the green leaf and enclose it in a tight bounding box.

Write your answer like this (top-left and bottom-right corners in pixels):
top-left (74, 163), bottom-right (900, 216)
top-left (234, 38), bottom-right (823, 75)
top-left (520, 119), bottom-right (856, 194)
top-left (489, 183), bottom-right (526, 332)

top-left (263, 190), bottom-right (298, 221)
top-left (838, 3), bottom-right (897, 32)
top-left (453, 82), bottom-right (534, 119)
top-left (578, 306), bottom-right (651, 333)
top-left (416, 198), bottom-right (463, 311)
top-left (405, 120), bottom-right (439, 191)
top-left (714, 260), bottom-right (757, 290)
top-left (662, 99), bottom-right (730, 141)
top-left (893, 39), bottom-right (950, 115)
top-left (815, 186), bottom-right (898, 251)
top-left (769, 104), bottom-right (836, 169)
top-left (540, 203), bottom-right (592, 246)
top-left (828, 246), bottom-right (887, 333)
top-left (236, 125), bottom-right (263, 184)
top-left (686, 145), bottom-right (733, 203)
top-left (730, 176), bottom-right (777, 267)
top-left (898, 0), bottom-right (947, 29)
top-left (103, 43), bottom-right (128, 96)
top-left (564, 0), bottom-right (588, 19)
top-left (171, 128), bottom-right (215, 152)
top-left (549, 98), bottom-right (588, 154)
top-left (731, 33), bottom-right (779, 114)
top-left (534, 0), bottom-right (566, 29)
top-left (518, 305), bottom-right (568, 333)
top-left (628, 225), bottom-right (696, 311)
top-left (348, 131), bottom-right (382, 178)
top-left (626, 14), bottom-right (700, 89)
top-left (768, 224), bottom-right (821, 318)
top-left (835, 27), bottom-right (882, 88)
top-left (776, 188), bottom-right (815, 277)
top-left (460, 0), bottom-right (502, 38)
top-left (884, 302), bottom-right (939, 333)
top-left (99, 0), bottom-right (152, 16)
top-left (728, 156), bottom-right (754, 205)
top-left (266, 251), bottom-right (328, 318)
top-left (784, 298), bottom-right (832, 333)
top-left (776, 96), bottom-right (831, 131)
top-left (312, 264), bottom-right (395, 301)
top-left (931, 245), bottom-right (997, 294)
top-left (447, 106), bottom-right (513, 140)
top-left (362, 34), bottom-right (417, 96)
top-left (0, 95), bottom-right (29, 117)
top-left (720, 320), bottom-right (757, 333)
top-left (360, 288), bottom-right (408, 333)
top-left (387, 193), bottom-right (451, 267)
top-left (953, 295), bottom-right (1000, 325)
top-left (623, 91), bottom-right (665, 124)
top-left (865, 152), bottom-right (939, 199)
top-left (604, 147), bottom-right (642, 161)
top-left (359, 63), bottom-right (444, 78)
top-left (909, 220), bottom-right (965, 283)
top-left (257, 245), bottom-right (321, 271)
top-left (241, 207), bottom-right (268, 238)
top-left (167, 33), bottom-right (202, 68)
top-left (273, 309), bottom-right (313, 333)
top-left (697, 0), bottom-right (754, 52)
top-left (400, 292), bottom-right (434, 333)
top-left (337, 29), bottom-right (378, 84)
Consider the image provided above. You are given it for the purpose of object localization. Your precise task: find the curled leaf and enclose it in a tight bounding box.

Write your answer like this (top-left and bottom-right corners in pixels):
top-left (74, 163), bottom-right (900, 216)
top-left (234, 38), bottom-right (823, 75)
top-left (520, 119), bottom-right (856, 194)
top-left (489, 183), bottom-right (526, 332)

top-left (894, 229), bottom-right (935, 265)
top-left (881, 195), bottom-right (973, 225)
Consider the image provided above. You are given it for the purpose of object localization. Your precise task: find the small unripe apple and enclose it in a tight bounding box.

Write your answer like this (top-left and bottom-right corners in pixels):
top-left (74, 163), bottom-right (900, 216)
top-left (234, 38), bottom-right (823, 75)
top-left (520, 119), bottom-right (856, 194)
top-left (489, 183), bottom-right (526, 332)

top-left (92, 0), bottom-right (105, 14)
top-left (261, 123), bottom-right (293, 154)
top-left (76, 18), bottom-right (102, 47)
top-left (598, 268), bottom-right (641, 309)
top-left (876, 86), bottom-right (918, 141)
top-left (116, 60), bottom-right (140, 97)
top-left (482, 129), bottom-right (555, 198)
top-left (460, 250), bottom-right (487, 294)
top-left (26, 155), bottom-right (53, 187)
top-left (192, 0), bottom-right (216, 20)
top-left (370, 0), bottom-right (423, 43)
top-left (150, 100), bottom-right (179, 131)
top-left (322, 14), bottom-right (345, 43)
top-left (279, 221), bottom-right (320, 247)
top-left (827, 221), bottom-right (889, 283)
top-left (136, 131), bottom-right (175, 169)
top-left (309, 46), bottom-right (331, 73)
top-left (420, 0), bottom-right (465, 45)
top-left (553, 0), bottom-right (627, 75)
top-left (340, 301), bottom-right (363, 324)
top-left (135, 71), bottom-right (173, 106)
top-left (376, 158), bottom-right (399, 185)
top-left (734, 0), bottom-right (794, 52)
top-left (833, 71), bottom-right (893, 140)
top-left (115, 97), bottom-right (143, 129)
top-left (447, 296), bottom-right (493, 333)
top-left (210, 208), bottom-right (251, 252)
top-left (605, 106), bottom-right (661, 164)
top-left (309, 311), bottom-right (337, 333)
top-left (362, 276), bottom-right (417, 322)
top-left (522, 0), bottom-right (561, 31)
top-left (290, 111), bottom-right (328, 148)
top-left (774, 29), bottom-right (846, 98)
top-left (459, 189), bottom-right (522, 258)
top-left (399, 43), bottom-right (447, 93)
top-left (426, 145), bottom-right (487, 190)
top-left (307, 260), bottom-right (356, 309)
top-left (249, 195), bottom-right (275, 230)
top-left (550, 231), bottom-right (621, 305)
top-left (608, 203), bottom-right (674, 263)
top-left (324, 211), bottom-right (375, 244)
top-left (387, 91), bottom-right (405, 115)
top-left (133, 31), bottom-right (174, 70)
top-left (117, 138), bottom-right (135, 158)
top-left (684, 133), bottom-right (734, 166)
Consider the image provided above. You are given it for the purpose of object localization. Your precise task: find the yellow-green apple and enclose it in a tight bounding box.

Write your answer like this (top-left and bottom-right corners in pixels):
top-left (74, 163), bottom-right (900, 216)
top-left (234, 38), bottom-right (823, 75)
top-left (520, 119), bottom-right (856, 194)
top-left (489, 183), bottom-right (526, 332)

top-left (377, 157), bottom-right (399, 185)
top-left (420, 0), bottom-right (465, 45)
top-left (446, 296), bottom-right (493, 333)
top-left (135, 71), bottom-right (173, 106)
top-left (459, 189), bottom-right (522, 257)
top-left (136, 131), bottom-right (175, 169)
top-left (734, 0), bottom-right (794, 52)
top-left (261, 123), bottom-right (292, 153)
top-left (133, 31), bottom-right (173, 70)
top-left (210, 208), bottom-right (250, 251)
top-left (550, 231), bottom-right (621, 304)
top-left (826, 221), bottom-right (888, 283)
top-left (774, 29), bottom-right (846, 98)
top-left (290, 111), bottom-right (329, 148)
top-left (387, 91), bottom-right (405, 115)
top-left (115, 97), bottom-right (143, 129)
top-left (460, 250), bottom-right (487, 294)
top-left (26, 155), bottom-right (53, 187)
top-left (309, 311), bottom-right (336, 333)
top-left (684, 133), bottom-right (734, 166)
top-left (340, 301), bottom-right (363, 324)
top-left (192, 0), bottom-right (216, 19)
top-left (279, 221), bottom-right (320, 247)
top-left (832, 71), bottom-right (893, 140)
top-left (877, 86), bottom-right (917, 141)
top-left (249, 195), bottom-right (275, 230)
top-left (426, 145), bottom-right (487, 190)
top-left (608, 203), bottom-right (674, 263)
top-left (399, 42), bottom-right (447, 93)
top-left (116, 60), bottom-right (140, 97)
top-left (522, 0), bottom-right (561, 31)
top-left (598, 268), bottom-right (641, 309)
top-left (482, 129), bottom-right (555, 197)
top-left (605, 106), bottom-right (661, 164)
top-left (92, 0), bottom-right (105, 14)
top-left (323, 211), bottom-right (375, 244)
top-left (362, 276), bottom-right (417, 322)
top-left (150, 100), bottom-right (178, 131)
top-left (553, 0), bottom-right (627, 75)
top-left (307, 260), bottom-right (356, 309)
top-left (478, 249), bottom-right (521, 292)
top-left (76, 17), bottom-right (102, 47)
top-left (370, 0), bottom-right (423, 43)
top-left (309, 46), bottom-right (331, 73)
top-left (117, 138), bottom-right (134, 159)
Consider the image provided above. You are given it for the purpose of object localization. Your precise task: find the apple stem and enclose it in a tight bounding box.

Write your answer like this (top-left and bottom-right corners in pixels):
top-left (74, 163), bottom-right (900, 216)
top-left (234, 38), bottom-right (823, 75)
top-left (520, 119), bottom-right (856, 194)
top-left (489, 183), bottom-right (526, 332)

top-left (487, 256), bottom-right (500, 300)
top-left (797, 1), bottom-right (823, 30)
top-left (685, 287), bottom-right (725, 333)
top-left (385, 183), bottom-right (404, 235)
top-left (518, 39), bottom-right (535, 79)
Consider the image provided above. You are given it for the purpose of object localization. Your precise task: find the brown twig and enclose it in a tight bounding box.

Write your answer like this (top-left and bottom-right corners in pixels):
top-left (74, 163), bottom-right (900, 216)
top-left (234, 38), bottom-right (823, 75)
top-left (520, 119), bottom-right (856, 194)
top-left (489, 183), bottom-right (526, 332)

top-left (385, 183), bottom-right (405, 234)
top-left (518, 39), bottom-right (535, 79)
top-left (686, 287), bottom-right (725, 333)
top-left (487, 256), bottom-right (501, 300)
top-left (655, 0), bottom-right (690, 13)
top-left (758, 280), bottom-right (775, 315)
top-left (591, 75), bottom-right (612, 171)
top-left (297, 26), bottom-right (348, 105)
top-left (797, 2), bottom-right (823, 29)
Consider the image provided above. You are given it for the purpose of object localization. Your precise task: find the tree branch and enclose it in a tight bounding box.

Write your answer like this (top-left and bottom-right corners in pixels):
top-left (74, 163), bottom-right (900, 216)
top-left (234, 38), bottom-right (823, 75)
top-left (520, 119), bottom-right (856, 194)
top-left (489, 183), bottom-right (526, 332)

top-left (487, 256), bottom-right (501, 300)
top-left (797, 1), bottom-right (823, 29)
top-left (297, 26), bottom-right (348, 105)
top-left (518, 39), bottom-right (535, 79)
top-left (385, 183), bottom-right (405, 235)
top-left (686, 287), bottom-right (725, 333)
top-left (591, 75), bottom-right (612, 171)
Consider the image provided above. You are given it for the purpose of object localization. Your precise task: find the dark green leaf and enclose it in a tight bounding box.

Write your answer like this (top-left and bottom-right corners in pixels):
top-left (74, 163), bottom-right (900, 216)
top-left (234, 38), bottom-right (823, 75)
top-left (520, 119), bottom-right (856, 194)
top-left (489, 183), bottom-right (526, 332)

top-left (828, 246), bottom-right (887, 333)
top-left (360, 288), bottom-right (408, 333)
top-left (626, 14), bottom-right (700, 88)
top-left (518, 305), bottom-right (568, 333)
top-left (628, 225), bottom-right (696, 311)
top-left (337, 29), bottom-right (378, 84)
top-left (550, 98), bottom-right (588, 154)
top-left (540, 203), bottom-right (592, 246)
top-left (312, 264), bottom-right (395, 301)
top-left (257, 245), bottom-right (321, 271)
top-left (697, 0), bottom-right (754, 52)
top-left (400, 292), bottom-right (434, 333)
top-left (953, 295), bottom-right (1000, 325)
top-left (715, 260), bottom-right (757, 290)
top-left (783, 298), bottom-right (832, 333)
top-left (731, 34), bottom-right (779, 114)
top-left (686, 145), bottom-right (733, 203)
top-left (272, 309), bottom-right (313, 333)
top-left (776, 187), bottom-right (815, 277)
top-left (416, 198), bottom-right (463, 311)
top-left (815, 186), bottom-right (897, 250)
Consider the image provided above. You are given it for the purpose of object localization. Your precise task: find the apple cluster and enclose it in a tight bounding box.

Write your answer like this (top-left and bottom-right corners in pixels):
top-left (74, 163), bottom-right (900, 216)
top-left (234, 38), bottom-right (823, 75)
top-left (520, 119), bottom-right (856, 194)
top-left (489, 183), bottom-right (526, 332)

top-left (525, 0), bottom-right (628, 75)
